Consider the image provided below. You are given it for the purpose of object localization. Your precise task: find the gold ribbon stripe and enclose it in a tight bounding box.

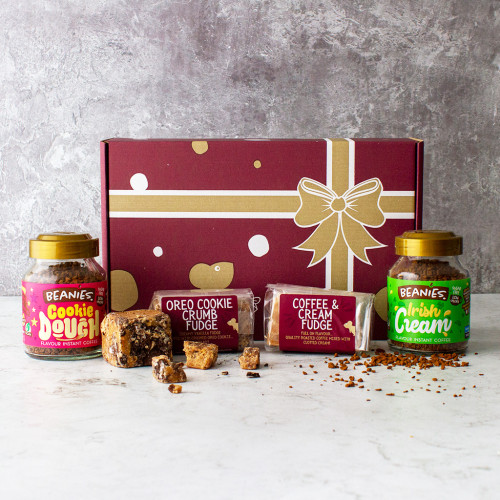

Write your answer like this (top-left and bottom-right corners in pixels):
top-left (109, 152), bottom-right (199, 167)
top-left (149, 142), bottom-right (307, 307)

top-left (330, 139), bottom-right (350, 194)
top-left (330, 139), bottom-right (350, 289)
top-left (379, 197), bottom-right (414, 213)
top-left (109, 194), bottom-right (414, 213)
top-left (110, 195), bottom-right (300, 213)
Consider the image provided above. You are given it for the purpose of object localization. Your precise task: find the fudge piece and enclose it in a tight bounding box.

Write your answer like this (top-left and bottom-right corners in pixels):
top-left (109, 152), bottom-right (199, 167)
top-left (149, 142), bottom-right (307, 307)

top-left (101, 310), bottom-right (172, 368)
top-left (168, 384), bottom-right (182, 394)
top-left (238, 347), bottom-right (260, 370)
top-left (183, 341), bottom-right (218, 369)
top-left (152, 355), bottom-right (187, 383)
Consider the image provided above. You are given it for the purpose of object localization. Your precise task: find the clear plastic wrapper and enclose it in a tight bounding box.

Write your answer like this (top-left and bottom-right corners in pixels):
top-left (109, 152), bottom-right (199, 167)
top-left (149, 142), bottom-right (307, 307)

top-left (151, 288), bottom-right (255, 353)
top-left (264, 284), bottom-right (374, 353)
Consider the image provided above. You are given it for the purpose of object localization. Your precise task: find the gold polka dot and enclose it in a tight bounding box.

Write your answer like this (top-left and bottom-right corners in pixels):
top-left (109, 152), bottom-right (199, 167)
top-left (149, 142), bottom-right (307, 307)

top-left (374, 287), bottom-right (388, 321)
top-left (110, 270), bottom-right (139, 311)
top-left (253, 160), bottom-right (262, 169)
top-left (192, 141), bottom-right (208, 155)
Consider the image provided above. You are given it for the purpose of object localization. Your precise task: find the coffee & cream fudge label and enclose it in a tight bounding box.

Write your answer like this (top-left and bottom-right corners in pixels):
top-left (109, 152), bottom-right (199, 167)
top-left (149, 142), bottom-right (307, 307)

top-left (278, 294), bottom-right (356, 352)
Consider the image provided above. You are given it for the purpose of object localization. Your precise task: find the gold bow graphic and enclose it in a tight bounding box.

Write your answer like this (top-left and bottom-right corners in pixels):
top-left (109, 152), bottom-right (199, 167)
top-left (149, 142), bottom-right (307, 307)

top-left (294, 177), bottom-right (386, 266)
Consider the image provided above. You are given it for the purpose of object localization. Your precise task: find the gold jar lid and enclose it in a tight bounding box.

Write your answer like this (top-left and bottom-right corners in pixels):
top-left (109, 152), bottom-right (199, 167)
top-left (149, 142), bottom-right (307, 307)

top-left (395, 230), bottom-right (463, 256)
top-left (29, 232), bottom-right (99, 259)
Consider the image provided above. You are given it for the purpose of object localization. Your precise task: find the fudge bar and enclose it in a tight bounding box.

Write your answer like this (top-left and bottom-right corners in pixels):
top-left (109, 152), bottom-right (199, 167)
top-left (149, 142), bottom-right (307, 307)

top-left (264, 284), bottom-right (374, 354)
top-left (150, 288), bottom-right (254, 352)
top-left (152, 355), bottom-right (187, 383)
top-left (238, 347), bottom-right (260, 370)
top-left (183, 341), bottom-right (218, 369)
top-left (101, 310), bottom-right (172, 368)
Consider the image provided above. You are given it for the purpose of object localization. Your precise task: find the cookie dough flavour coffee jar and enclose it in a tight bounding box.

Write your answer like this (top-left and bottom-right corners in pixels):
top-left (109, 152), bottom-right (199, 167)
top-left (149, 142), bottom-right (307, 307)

top-left (22, 233), bottom-right (107, 360)
top-left (387, 230), bottom-right (470, 354)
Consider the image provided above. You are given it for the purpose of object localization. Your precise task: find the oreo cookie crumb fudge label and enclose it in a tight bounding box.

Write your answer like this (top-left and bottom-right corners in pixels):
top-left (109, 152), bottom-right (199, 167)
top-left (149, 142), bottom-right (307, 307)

top-left (162, 295), bottom-right (239, 351)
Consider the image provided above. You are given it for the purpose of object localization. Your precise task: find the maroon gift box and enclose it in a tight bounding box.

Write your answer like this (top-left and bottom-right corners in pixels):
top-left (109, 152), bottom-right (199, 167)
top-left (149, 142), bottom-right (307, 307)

top-left (101, 138), bottom-right (423, 340)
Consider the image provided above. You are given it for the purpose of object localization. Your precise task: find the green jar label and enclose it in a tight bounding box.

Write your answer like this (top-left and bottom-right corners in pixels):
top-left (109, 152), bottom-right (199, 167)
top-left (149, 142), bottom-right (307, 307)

top-left (387, 277), bottom-right (471, 344)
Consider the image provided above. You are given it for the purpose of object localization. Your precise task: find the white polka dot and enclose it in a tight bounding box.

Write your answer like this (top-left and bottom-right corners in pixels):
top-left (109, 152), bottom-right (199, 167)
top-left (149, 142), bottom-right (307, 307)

top-left (130, 173), bottom-right (148, 191)
top-left (153, 246), bottom-right (163, 257)
top-left (248, 234), bottom-right (269, 257)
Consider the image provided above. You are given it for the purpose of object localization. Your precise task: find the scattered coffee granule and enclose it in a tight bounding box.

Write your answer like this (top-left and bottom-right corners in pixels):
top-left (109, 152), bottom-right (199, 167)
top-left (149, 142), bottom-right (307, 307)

top-left (364, 350), bottom-right (467, 371)
top-left (168, 384), bottom-right (182, 394)
top-left (246, 372), bottom-right (260, 378)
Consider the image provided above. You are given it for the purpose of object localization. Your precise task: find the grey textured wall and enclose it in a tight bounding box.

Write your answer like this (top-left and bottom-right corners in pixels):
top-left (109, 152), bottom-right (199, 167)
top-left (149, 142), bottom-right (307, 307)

top-left (1, 0), bottom-right (499, 293)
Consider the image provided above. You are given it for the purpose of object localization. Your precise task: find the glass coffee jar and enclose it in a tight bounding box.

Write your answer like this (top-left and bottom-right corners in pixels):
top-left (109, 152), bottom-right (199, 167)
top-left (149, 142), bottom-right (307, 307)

top-left (22, 232), bottom-right (107, 360)
top-left (387, 230), bottom-right (470, 354)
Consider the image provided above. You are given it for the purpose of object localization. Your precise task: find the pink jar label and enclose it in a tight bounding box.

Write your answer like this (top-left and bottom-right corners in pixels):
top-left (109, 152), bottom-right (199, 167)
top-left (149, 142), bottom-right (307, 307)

top-left (161, 295), bottom-right (239, 352)
top-left (22, 281), bottom-right (107, 349)
top-left (279, 294), bottom-right (357, 353)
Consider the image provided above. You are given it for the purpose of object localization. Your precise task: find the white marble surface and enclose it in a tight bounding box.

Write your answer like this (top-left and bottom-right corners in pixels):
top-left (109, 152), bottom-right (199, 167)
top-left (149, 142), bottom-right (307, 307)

top-left (1, 295), bottom-right (500, 499)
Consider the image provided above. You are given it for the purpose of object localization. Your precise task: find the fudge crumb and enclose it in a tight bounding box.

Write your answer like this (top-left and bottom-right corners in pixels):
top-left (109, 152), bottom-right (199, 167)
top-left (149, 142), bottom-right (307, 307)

top-left (246, 372), bottom-right (260, 378)
top-left (168, 384), bottom-right (182, 394)
top-left (238, 347), bottom-right (260, 370)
